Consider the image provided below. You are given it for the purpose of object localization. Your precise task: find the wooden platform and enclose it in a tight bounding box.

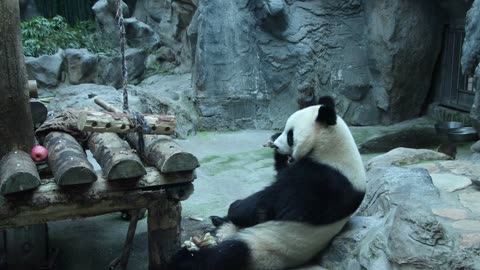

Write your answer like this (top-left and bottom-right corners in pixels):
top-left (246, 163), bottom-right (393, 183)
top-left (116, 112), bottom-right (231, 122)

top-left (0, 167), bottom-right (194, 269)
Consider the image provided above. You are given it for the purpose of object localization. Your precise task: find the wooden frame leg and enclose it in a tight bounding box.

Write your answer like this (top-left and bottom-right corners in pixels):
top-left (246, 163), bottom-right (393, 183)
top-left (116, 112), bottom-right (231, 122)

top-left (148, 200), bottom-right (181, 270)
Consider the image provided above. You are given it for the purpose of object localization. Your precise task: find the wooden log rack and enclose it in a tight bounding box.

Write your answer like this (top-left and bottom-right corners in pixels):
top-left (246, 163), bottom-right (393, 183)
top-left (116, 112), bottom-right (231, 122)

top-left (0, 97), bottom-right (200, 269)
top-left (0, 167), bottom-right (195, 269)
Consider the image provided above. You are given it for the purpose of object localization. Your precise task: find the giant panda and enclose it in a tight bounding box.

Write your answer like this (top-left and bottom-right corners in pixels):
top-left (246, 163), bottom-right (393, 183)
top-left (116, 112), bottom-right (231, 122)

top-left (169, 96), bottom-right (366, 270)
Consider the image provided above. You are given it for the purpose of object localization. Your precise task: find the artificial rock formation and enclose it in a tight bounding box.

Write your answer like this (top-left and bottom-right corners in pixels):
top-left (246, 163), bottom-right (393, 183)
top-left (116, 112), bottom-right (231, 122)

top-left (27, 0), bottom-right (476, 132)
top-left (186, 0), bottom-right (445, 129)
top-left (25, 49), bottom-right (64, 87)
top-left (462, 0), bottom-right (480, 134)
top-left (316, 162), bottom-right (480, 269)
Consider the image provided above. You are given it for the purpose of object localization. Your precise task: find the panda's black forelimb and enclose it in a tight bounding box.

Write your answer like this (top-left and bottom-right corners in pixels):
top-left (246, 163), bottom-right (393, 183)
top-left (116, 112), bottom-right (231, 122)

top-left (226, 188), bottom-right (275, 228)
top-left (209, 215), bottom-right (229, 227)
top-left (274, 149), bottom-right (289, 173)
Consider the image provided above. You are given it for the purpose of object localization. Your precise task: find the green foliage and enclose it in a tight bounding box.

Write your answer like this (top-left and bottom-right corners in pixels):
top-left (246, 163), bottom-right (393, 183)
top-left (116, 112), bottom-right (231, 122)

top-left (21, 16), bottom-right (115, 57)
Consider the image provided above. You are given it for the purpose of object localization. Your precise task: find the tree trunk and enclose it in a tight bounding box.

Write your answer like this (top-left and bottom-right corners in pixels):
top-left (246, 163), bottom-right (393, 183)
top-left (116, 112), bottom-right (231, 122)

top-left (0, 0), bottom-right (35, 158)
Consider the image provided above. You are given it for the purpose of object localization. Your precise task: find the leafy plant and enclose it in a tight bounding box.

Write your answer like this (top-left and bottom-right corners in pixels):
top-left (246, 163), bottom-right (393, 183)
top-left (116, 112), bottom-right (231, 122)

top-left (21, 16), bottom-right (115, 57)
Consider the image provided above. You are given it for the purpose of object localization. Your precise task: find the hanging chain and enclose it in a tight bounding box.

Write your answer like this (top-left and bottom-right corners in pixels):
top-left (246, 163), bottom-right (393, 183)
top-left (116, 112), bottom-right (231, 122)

top-left (116, 0), bottom-right (129, 113)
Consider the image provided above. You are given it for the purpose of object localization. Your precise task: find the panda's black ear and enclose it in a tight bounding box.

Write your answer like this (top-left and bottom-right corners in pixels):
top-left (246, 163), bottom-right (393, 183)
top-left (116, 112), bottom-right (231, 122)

top-left (318, 96), bottom-right (335, 108)
top-left (316, 99), bottom-right (337, 126)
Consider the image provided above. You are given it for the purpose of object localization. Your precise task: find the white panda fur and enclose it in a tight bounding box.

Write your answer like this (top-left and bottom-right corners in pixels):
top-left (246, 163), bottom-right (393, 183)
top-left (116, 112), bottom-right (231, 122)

top-left (169, 96), bottom-right (366, 270)
top-left (216, 218), bottom-right (350, 269)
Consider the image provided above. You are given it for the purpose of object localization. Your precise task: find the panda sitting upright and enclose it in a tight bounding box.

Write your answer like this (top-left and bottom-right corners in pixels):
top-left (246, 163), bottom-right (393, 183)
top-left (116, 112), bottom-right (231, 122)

top-left (169, 96), bottom-right (367, 270)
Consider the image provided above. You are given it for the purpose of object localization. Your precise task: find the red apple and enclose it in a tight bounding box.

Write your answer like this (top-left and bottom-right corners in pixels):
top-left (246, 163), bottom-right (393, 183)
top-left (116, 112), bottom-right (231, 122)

top-left (31, 145), bottom-right (48, 162)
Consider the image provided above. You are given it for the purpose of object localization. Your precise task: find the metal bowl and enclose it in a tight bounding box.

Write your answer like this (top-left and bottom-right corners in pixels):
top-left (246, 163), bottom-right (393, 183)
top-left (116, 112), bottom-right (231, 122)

top-left (447, 127), bottom-right (479, 142)
top-left (434, 121), bottom-right (464, 135)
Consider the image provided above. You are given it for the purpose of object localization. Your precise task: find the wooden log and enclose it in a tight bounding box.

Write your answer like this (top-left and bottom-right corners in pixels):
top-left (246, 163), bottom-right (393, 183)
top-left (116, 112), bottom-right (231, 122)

top-left (148, 200), bottom-right (182, 270)
top-left (0, 168), bottom-right (194, 229)
top-left (88, 133), bottom-right (146, 181)
top-left (28, 80), bottom-right (38, 98)
top-left (77, 110), bottom-right (176, 135)
top-left (44, 132), bottom-right (97, 186)
top-left (127, 134), bottom-right (199, 173)
top-left (0, 151), bottom-right (41, 195)
top-left (92, 97), bottom-right (198, 172)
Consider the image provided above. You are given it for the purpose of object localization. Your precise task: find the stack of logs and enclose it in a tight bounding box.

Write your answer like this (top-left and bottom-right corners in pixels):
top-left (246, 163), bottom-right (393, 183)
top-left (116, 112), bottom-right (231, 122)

top-left (0, 97), bottom-right (199, 195)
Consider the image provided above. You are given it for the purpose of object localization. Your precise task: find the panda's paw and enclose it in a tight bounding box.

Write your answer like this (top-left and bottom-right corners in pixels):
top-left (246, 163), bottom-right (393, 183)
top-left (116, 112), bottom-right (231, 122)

top-left (210, 215), bottom-right (228, 227)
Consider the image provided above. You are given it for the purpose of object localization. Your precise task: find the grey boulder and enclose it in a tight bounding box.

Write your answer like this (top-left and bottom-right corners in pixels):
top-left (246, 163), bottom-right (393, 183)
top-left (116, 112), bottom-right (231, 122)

top-left (25, 49), bottom-right (64, 87)
top-left (65, 49), bottom-right (98, 84)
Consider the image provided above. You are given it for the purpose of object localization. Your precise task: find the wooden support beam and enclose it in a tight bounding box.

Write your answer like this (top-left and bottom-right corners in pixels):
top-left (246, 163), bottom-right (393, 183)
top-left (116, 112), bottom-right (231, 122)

top-left (0, 168), bottom-right (194, 229)
top-left (108, 209), bottom-right (143, 270)
top-left (77, 111), bottom-right (176, 135)
top-left (127, 134), bottom-right (199, 173)
top-left (88, 133), bottom-right (146, 181)
top-left (148, 200), bottom-right (182, 270)
top-left (0, 151), bottom-right (40, 195)
top-left (44, 132), bottom-right (97, 186)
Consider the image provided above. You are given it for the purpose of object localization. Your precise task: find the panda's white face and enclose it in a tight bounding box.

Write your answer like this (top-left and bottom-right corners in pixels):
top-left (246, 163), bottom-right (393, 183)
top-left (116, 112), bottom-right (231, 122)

top-left (274, 105), bottom-right (333, 161)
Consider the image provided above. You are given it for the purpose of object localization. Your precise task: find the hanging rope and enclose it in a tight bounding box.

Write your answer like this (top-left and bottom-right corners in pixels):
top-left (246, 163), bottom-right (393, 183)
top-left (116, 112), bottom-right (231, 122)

top-left (116, 0), bottom-right (129, 113)
top-left (115, 0), bottom-right (151, 155)
top-left (110, 3), bottom-right (151, 269)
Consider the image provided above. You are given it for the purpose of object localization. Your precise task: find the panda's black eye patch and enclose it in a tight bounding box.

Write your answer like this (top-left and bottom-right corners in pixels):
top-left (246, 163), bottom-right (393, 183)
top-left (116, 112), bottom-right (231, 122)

top-left (287, 129), bottom-right (294, 147)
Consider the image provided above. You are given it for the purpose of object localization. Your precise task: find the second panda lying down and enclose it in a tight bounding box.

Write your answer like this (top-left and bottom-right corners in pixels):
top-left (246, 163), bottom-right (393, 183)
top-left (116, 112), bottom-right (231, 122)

top-left (169, 96), bottom-right (366, 270)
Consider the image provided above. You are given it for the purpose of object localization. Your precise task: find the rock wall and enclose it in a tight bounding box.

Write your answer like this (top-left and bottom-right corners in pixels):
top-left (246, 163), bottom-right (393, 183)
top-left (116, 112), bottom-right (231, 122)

top-left (462, 0), bottom-right (480, 134)
top-left (132, 0), bottom-right (197, 73)
top-left (25, 0), bottom-right (470, 131)
top-left (26, 48), bottom-right (148, 89)
top-left (186, 0), bottom-right (445, 130)
top-left (364, 0), bottom-right (443, 124)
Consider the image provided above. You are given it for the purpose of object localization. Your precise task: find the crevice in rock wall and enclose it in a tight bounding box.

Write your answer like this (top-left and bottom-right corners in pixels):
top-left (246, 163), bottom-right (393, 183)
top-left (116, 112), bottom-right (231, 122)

top-left (364, 0), bottom-right (444, 125)
top-left (461, 0), bottom-right (480, 134)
